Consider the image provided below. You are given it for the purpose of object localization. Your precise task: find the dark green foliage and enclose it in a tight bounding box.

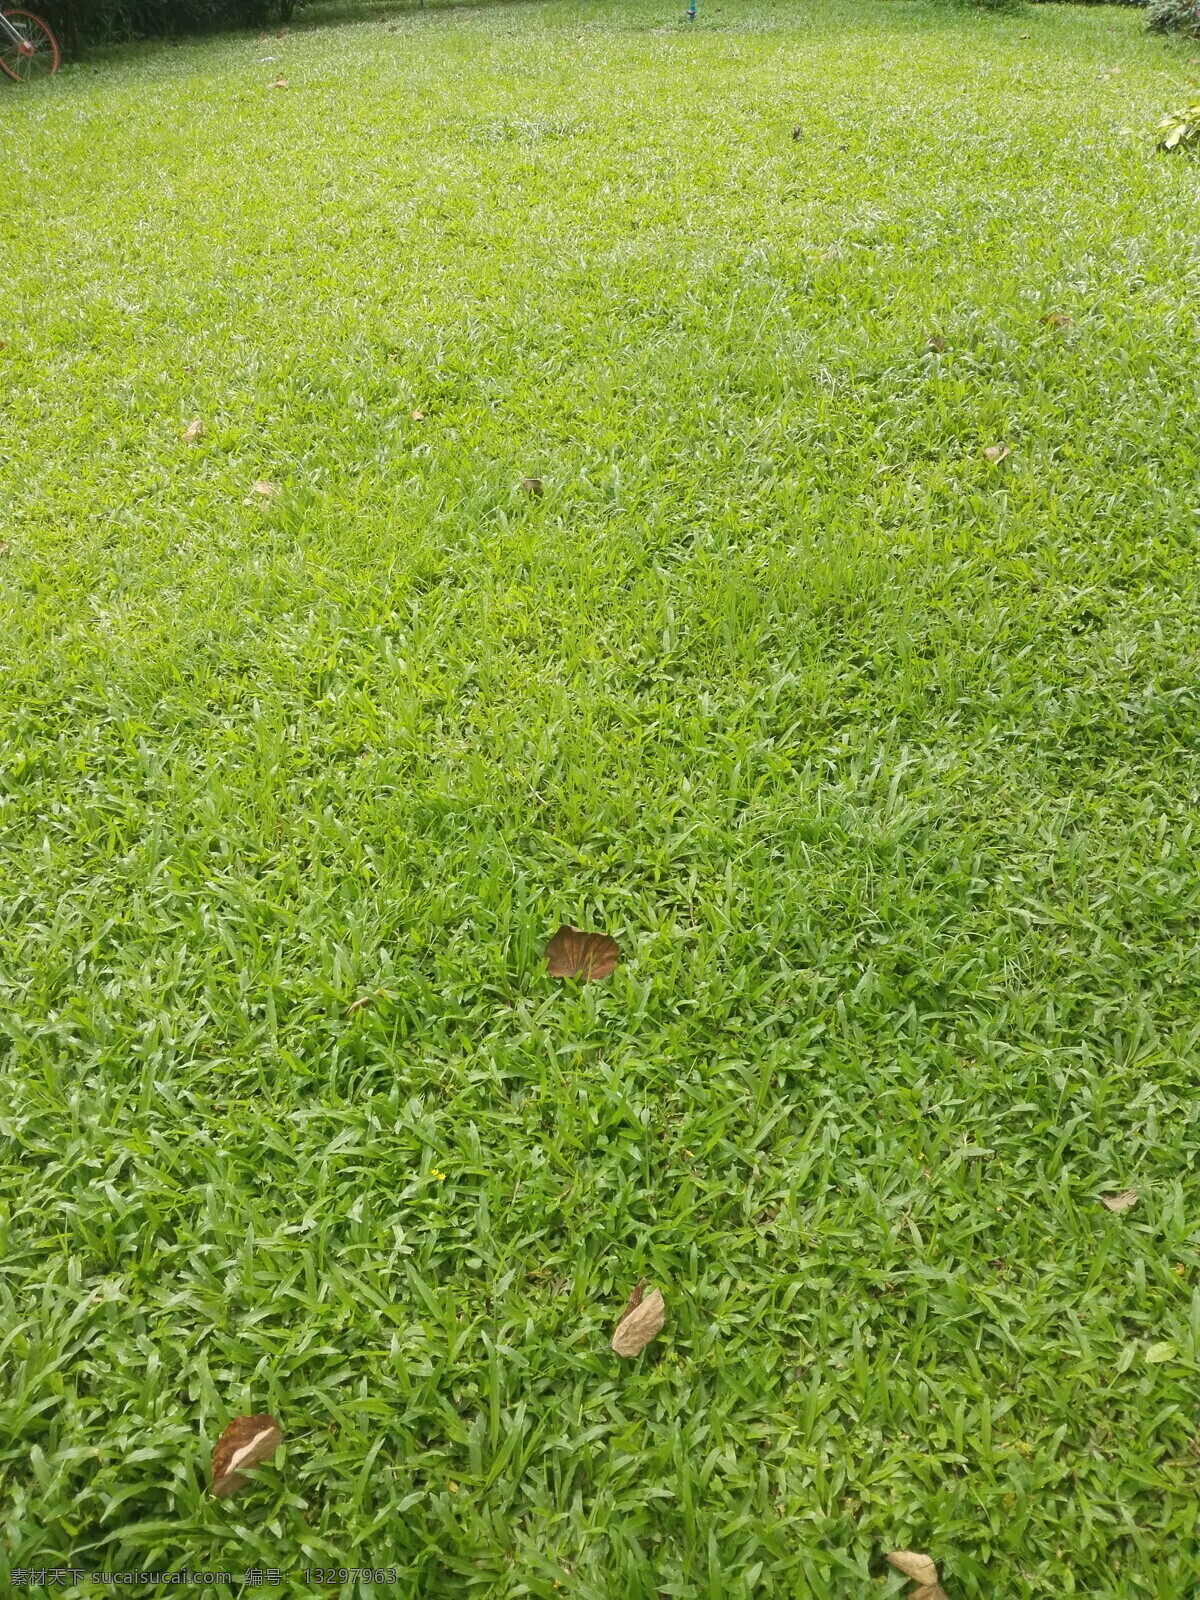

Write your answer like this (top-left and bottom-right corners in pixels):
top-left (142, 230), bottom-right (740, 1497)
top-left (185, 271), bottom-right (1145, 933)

top-left (39, 0), bottom-right (298, 53)
top-left (1146, 0), bottom-right (1200, 31)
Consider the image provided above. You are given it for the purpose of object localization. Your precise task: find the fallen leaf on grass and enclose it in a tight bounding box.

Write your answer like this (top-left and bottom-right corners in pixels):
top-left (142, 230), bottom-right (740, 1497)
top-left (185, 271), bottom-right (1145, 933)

top-left (1100, 1189), bottom-right (1138, 1212)
top-left (983, 443), bottom-right (1011, 464)
top-left (612, 1283), bottom-right (665, 1356)
top-left (411, 409), bottom-right (425, 421)
top-left (269, 76), bottom-right (289, 89)
top-left (925, 334), bottom-right (948, 352)
top-left (0, 340), bottom-right (7, 350)
top-left (243, 480), bottom-right (278, 504)
top-left (211, 1415), bottom-right (282, 1498)
top-left (888, 1551), bottom-right (948, 1599)
top-left (545, 925), bottom-right (620, 981)
top-left (181, 418), bottom-right (204, 446)
top-left (1039, 311), bottom-right (1073, 328)
top-left (888, 1553), bottom-right (939, 1585)
top-left (522, 477), bottom-right (544, 497)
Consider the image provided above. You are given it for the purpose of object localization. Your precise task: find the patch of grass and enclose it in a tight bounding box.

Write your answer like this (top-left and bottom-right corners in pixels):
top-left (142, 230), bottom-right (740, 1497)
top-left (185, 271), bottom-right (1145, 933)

top-left (3, 0), bottom-right (1200, 1594)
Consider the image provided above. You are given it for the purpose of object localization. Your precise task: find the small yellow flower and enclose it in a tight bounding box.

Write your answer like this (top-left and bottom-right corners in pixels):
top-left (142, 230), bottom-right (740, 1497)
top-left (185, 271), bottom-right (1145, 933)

top-left (431, 1168), bottom-right (446, 1182)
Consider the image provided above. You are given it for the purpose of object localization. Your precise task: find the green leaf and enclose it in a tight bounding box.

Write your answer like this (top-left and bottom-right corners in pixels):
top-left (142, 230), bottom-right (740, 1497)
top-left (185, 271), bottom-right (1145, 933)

top-left (1146, 1342), bottom-right (1178, 1364)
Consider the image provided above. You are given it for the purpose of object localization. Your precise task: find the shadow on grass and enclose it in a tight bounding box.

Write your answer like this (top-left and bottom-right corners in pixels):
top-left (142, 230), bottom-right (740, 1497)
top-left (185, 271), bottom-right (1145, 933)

top-left (293, 0), bottom-right (545, 22)
top-left (51, 0), bottom-right (543, 67)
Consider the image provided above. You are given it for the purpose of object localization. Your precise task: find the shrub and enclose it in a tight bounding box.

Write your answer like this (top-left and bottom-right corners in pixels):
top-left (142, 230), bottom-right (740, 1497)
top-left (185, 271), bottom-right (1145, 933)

top-left (1147, 0), bottom-right (1200, 31)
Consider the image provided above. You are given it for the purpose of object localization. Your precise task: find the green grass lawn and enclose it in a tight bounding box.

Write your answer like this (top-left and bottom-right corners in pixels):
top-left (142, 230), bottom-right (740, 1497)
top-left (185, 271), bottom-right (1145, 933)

top-left (3, 0), bottom-right (1200, 1592)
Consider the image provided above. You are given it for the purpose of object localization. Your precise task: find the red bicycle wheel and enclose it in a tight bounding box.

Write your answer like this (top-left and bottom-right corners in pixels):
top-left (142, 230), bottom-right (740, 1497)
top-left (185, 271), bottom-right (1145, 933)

top-left (0, 9), bottom-right (60, 81)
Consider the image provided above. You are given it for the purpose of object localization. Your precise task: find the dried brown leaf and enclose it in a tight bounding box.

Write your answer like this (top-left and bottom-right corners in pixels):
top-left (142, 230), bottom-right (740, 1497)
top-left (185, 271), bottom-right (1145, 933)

top-left (612, 1286), bottom-right (665, 1356)
top-left (412, 409), bottom-right (425, 421)
top-left (1039, 311), bottom-right (1073, 328)
top-left (983, 443), bottom-right (1011, 464)
top-left (269, 76), bottom-right (289, 89)
top-left (1100, 1189), bottom-right (1138, 1212)
top-left (913, 1588), bottom-right (949, 1600)
top-left (243, 480), bottom-right (278, 505)
top-left (619, 1279), bottom-right (647, 1318)
top-left (522, 477), bottom-right (544, 497)
top-left (888, 1552), bottom-right (940, 1587)
top-left (544, 925), bottom-right (620, 982)
top-left (181, 418), bottom-right (204, 446)
top-left (210, 1414), bottom-right (282, 1498)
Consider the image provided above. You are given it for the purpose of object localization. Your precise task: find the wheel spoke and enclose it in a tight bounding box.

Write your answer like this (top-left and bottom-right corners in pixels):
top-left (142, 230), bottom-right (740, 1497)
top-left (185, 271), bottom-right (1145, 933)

top-left (0, 9), bottom-right (59, 79)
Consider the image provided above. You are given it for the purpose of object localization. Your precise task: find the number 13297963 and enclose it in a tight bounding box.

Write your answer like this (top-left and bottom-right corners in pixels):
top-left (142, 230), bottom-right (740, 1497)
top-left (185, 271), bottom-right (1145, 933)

top-left (301, 1570), bottom-right (398, 1585)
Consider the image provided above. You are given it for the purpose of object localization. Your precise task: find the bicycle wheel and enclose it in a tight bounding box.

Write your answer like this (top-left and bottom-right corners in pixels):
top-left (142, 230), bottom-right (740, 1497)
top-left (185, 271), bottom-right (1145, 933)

top-left (0, 9), bottom-right (60, 80)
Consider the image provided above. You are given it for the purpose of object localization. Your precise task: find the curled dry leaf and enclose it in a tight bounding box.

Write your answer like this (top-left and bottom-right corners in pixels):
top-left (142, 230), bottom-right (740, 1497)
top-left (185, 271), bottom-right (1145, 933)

top-left (888, 1553), bottom-right (940, 1587)
top-left (889, 1551), bottom-right (948, 1598)
top-left (181, 418), bottom-right (204, 446)
top-left (544, 925), bottom-right (620, 982)
top-left (983, 443), bottom-right (1011, 464)
top-left (269, 76), bottom-right (289, 89)
top-left (611, 1284), bottom-right (665, 1357)
top-left (522, 477), bottom-right (544, 497)
top-left (243, 480), bottom-right (278, 505)
top-left (412, 409), bottom-right (425, 421)
top-left (1100, 1189), bottom-right (1138, 1212)
top-left (210, 1414), bottom-right (282, 1498)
